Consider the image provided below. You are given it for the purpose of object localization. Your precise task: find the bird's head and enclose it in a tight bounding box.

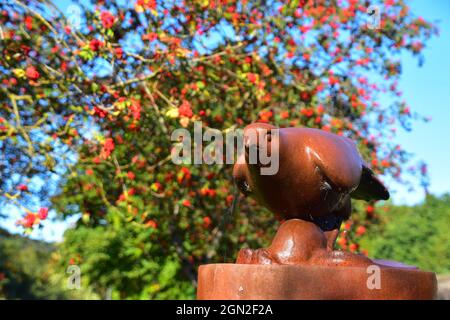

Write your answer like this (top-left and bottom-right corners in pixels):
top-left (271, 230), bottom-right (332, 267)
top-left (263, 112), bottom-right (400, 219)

top-left (232, 123), bottom-right (281, 206)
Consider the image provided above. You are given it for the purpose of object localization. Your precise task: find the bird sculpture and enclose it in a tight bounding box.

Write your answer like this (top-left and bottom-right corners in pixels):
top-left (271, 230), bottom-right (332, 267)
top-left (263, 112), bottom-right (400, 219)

top-left (232, 123), bottom-right (390, 266)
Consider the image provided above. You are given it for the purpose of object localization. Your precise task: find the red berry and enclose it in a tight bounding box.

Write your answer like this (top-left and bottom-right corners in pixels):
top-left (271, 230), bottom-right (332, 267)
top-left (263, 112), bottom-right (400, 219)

top-left (145, 220), bottom-right (157, 229)
top-left (178, 100), bottom-right (193, 118)
top-left (349, 243), bottom-right (359, 252)
top-left (203, 216), bottom-right (212, 228)
top-left (356, 225), bottom-right (366, 236)
top-left (17, 184), bottom-right (28, 192)
top-left (127, 171), bottom-right (136, 180)
top-left (100, 11), bottom-right (115, 29)
top-left (247, 73), bottom-right (257, 84)
top-left (26, 66), bottom-right (40, 80)
top-left (89, 39), bottom-right (104, 51)
top-left (23, 213), bottom-right (36, 228)
top-left (38, 207), bottom-right (49, 220)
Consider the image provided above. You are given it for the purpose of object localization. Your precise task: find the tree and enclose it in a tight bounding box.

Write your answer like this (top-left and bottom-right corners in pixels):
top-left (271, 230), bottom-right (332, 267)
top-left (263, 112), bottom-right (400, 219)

top-left (0, 0), bottom-right (436, 298)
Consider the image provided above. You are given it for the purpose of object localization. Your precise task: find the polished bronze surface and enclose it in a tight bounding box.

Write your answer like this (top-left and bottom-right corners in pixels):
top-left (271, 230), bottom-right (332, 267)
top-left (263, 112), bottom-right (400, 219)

top-left (232, 123), bottom-right (390, 260)
top-left (233, 123), bottom-right (389, 222)
top-left (236, 219), bottom-right (374, 267)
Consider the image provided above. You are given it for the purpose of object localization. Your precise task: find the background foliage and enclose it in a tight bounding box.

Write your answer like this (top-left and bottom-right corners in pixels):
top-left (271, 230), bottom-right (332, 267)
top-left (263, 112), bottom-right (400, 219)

top-left (0, 0), bottom-right (444, 299)
top-left (2, 194), bottom-right (449, 299)
top-left (0, 227), bottom-right (97, 299)
top-left (364, 194), bottom-right (450, 274)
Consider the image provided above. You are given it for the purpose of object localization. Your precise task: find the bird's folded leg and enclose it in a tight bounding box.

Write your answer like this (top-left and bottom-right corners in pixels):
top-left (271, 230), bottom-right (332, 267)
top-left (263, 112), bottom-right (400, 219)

top-left (236, 248), bottom-right (274, 265)
top-left (323, 228), bottom-right (340, 251)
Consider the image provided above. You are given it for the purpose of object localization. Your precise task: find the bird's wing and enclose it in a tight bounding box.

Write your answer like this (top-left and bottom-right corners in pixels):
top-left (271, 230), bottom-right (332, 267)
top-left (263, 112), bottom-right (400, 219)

top-left (309, 133), bottom-right (363, 191)
top-left (350, 165), bottom-right (390, 201)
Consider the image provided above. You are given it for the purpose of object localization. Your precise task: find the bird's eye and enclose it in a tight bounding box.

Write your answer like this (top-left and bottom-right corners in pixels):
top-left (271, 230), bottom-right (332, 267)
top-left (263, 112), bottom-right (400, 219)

top-left (236, 179), bottom-right (252, 196)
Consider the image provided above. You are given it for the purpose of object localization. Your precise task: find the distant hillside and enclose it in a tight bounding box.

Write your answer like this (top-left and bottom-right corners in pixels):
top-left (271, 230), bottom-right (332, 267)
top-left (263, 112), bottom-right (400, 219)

top-left (0, 227), bottom-right (98, 300)
top-left (0, 227), bottom-right (62, 299)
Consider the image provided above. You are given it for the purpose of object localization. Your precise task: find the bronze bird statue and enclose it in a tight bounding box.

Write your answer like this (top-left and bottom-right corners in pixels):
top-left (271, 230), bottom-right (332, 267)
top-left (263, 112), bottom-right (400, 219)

top-left (233, 123), bottom-right (389, 266)
top-left (197, 125), bottom-right (435, 300)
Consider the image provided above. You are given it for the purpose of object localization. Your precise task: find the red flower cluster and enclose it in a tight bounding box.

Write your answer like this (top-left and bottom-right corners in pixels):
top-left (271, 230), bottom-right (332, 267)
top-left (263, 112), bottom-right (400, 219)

top-left (199, 188), bottom-right (216, 197)
top-left (130, 99), bottom-right (142, 121)
top-left (24, 16), bottom-right (33, 30)
top-left (101, 138), bottom-right (115, 159)
top-left (100, 11), bottom-right (115, 29)
top-left (355, 225), bottom-right (366, 236)
top-left (93, 106), bottom-right (108, 118)
top-left (136, 0), bottom-right (157, 11)
top-left (145, 219), bottom-right (157, 229)
top-left (142, 32), bottom-right (158, 42)
top-left (259, 110), bottom-right (273, 122)
top-left (177, 167), bottom-right (192, 183)
top-left (26, 66), bottom-right (40, 80)
top-left (115, 47), bottom-right (124, 58)
top-left (203, 216), bottom-right (212, 228)
top-left (247, 73), bottom-right (257, 84)
top-left (328, 75), bottom-right (339, 86)
top-left (178, 100), bottom-right (193, 118)
top-left (127, 171), bottom-right (136, 180)
top-left (89, 38), bottom-right (104, 51)
top-left (38, 207), bottom-right (49, 219)
top-left (17, 208), bottom-right (48, 229)
top-left (300, 108), bottom-right (314, 117)
top-left (226, 195), bottom-right (234, 206)
top-left (17, 184), bottom-right (28, 192)
top-left (151, 182), bottom-right (162, 192)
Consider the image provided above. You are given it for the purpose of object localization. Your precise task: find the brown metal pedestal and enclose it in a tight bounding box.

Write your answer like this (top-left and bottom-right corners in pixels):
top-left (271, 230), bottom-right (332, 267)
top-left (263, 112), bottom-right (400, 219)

top-left (197, 264), bottom-right (437, 300)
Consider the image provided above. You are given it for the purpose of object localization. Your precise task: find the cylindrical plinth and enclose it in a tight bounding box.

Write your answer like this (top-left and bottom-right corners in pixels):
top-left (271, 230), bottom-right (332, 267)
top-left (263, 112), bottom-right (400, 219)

top-left (197, 264), bottom-right (437, 300)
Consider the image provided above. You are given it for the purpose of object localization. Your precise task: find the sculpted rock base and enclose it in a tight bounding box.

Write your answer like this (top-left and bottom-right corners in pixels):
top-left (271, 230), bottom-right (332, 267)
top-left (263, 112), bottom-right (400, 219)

top-left (236, 219), bottom-right (373, 267)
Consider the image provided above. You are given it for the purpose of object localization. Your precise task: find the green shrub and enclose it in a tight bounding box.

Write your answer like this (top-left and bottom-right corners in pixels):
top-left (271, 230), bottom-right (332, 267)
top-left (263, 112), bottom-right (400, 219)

top-left (363, 194), bottom-right (450, 274)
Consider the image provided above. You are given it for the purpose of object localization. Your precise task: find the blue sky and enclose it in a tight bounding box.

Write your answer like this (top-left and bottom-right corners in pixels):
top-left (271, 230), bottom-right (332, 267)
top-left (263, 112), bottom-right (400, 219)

top-left (389, 0), bottom-right (450, 203)
top-left (1, 0), bottom-right (449, 242)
